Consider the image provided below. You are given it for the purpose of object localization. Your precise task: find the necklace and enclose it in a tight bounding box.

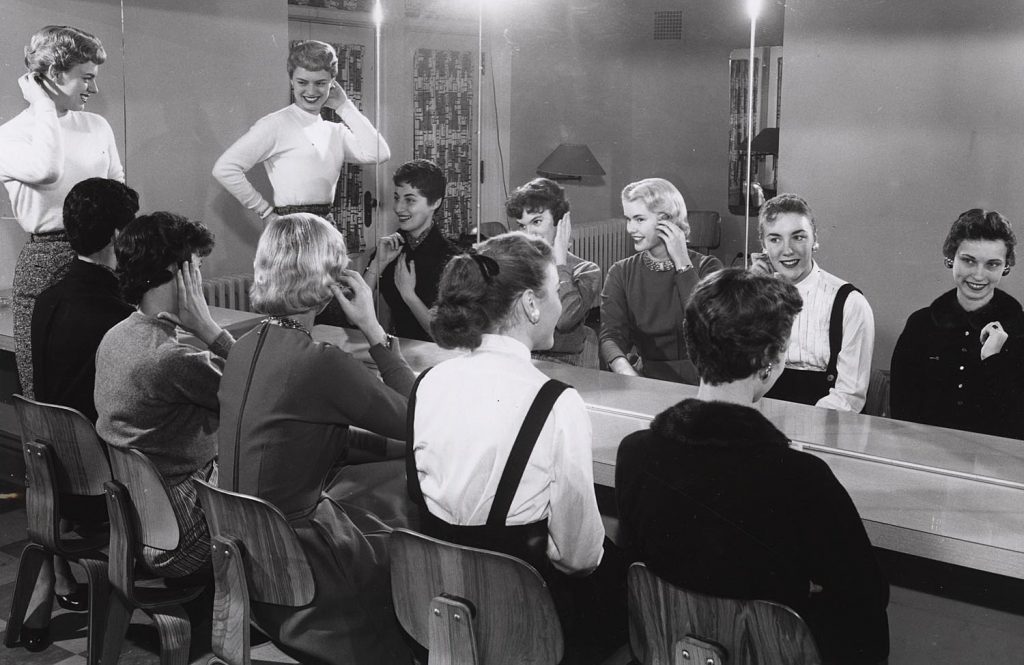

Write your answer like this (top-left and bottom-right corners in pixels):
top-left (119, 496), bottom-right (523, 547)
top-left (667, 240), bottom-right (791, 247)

top-left (264, 315), bottom-right (311, 337)
top-left (641, 250), bottom-right (675, 272)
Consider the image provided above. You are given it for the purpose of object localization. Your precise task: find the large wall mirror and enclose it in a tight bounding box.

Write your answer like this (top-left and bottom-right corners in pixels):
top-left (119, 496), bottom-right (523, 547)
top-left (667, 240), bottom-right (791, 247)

top-left (2, 0), bottom-right (1024, 471)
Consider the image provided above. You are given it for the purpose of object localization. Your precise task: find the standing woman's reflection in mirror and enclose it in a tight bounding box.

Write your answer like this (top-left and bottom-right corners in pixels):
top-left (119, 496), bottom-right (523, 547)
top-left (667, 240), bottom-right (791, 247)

top-left (0, 25), bottom-right (124, 399)
top-left (212, 40), bottom-right (390, 325)
top-left (600, 178), bottom-right (723, 384)
top-left (891, 210), bottom-right (1024, 439)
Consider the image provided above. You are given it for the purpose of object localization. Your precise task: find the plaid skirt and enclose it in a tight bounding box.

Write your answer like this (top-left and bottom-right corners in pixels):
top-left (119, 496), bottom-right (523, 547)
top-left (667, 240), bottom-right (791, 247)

top-left (13, 235), bottom-right (76, 398)
top-left (142, 461), bottom-right (217, 577)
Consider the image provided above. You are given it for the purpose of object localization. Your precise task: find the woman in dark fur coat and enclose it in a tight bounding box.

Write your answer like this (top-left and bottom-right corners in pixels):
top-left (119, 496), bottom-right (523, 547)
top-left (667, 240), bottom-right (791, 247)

top-left (616, 268), bottom-right (890, 665)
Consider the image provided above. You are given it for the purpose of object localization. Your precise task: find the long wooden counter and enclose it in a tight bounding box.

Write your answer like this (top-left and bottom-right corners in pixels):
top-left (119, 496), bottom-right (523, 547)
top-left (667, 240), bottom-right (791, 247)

top-left (3, 314), bottom-right (1024, 580)
top-left (315, 325), bottom-right (1024, 580)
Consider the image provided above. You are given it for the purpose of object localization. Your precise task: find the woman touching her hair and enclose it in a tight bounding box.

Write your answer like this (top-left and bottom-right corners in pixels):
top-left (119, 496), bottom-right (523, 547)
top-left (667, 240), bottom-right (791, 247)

top-left (1, 25), bottom-right (124, 398)
top-left (217, 213), bottom-right (413, 664)
top-left (600, 178), bottom-right (723, 383)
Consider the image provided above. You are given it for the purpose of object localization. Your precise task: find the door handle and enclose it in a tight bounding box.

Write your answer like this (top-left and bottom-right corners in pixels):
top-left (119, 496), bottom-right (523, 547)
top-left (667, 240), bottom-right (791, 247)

top-left (363, 191), bottom-right (378, 227)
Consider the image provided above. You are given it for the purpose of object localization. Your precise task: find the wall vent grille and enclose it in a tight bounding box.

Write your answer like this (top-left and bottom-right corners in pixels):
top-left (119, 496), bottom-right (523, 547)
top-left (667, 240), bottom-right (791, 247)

top-left (653, 10), bottom-right (683, 40)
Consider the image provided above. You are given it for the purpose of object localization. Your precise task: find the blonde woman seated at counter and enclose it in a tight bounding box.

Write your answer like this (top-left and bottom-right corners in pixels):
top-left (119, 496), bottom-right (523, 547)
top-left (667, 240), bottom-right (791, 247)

top-left (750, 194), bottom-right (875, 412)
top-left (600, 178), bottom-right (723, 383)
top-left (617, 268), bottom-right (889, 665)
top-left (506, 177), bottom-right (601, 365)
top-left (891, 209), bottom-right (1024, 439)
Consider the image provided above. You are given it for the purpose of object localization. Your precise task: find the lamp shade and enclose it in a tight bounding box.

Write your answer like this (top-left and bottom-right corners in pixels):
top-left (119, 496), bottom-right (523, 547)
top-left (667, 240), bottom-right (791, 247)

top-left (536, 143), bottom-right (606, 179)
top-left (750, 127), bottom-right (779, 155)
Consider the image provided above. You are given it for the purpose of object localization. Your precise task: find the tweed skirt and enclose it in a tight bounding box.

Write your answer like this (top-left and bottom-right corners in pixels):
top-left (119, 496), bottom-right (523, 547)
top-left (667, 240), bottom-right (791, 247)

top-left (13, 235), bottom-right (76, 398)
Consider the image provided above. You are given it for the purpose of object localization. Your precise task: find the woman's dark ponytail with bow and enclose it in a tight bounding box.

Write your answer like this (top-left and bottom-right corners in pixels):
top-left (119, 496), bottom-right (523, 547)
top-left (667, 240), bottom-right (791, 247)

top-left (431, 232), bottom-right (553, 349)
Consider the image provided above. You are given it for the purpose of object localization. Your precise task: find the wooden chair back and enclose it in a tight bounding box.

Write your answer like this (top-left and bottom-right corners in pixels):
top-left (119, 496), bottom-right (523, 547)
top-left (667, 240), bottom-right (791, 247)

top-left (196, 480), bottom-right (315, 606)
top-left (390, 528), bottom-right (563, 665)
top-left (104, 480), bottom-right (142, 598)
top-left (196, 481), bottom-right (313, 665)
top-left (864, 368), bottom-right (891, 418)
top-left (627, 563), bottom-right (822, 665)
top-left (687, 211), bottom-right (722, 254)
top-left (14, 394), bottom-right (111, 496)
top-left (105, 445), bottom-right (180, 551)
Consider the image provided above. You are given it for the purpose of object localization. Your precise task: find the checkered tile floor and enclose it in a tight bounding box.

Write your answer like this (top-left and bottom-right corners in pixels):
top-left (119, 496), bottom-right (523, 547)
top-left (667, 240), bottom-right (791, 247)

top-left (0, 483), bottom-right (292, 665)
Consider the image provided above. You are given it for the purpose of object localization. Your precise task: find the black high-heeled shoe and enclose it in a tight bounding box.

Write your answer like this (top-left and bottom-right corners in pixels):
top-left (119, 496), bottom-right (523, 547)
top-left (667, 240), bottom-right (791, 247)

top-left (55, 583), bottom-right (89, 612)
top-left (20, 625), bottom-right (50, 652)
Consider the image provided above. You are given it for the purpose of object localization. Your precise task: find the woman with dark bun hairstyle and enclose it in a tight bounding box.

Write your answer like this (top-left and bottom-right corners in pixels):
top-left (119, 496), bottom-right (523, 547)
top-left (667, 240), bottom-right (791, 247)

top-left (617, 268), bottom-right (889, 665)
top-left (409, 233), bottom-right (614, 639)
top-left (891, 209), bottom-right (1024, 438)
top-left (409, 232), bottom-right (604, 575)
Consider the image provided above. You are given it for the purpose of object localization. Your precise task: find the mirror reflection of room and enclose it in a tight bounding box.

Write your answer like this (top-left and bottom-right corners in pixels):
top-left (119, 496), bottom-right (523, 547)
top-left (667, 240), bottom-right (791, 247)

top-left (3, 1), bottom-right (1024, 661)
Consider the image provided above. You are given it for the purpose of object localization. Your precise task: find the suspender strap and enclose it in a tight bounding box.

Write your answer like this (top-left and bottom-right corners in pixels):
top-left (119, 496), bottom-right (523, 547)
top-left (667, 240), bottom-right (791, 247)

top-left (405, 367), bottom-right (433, 508)
top-left (486, 380), bottom-right (570, 527)
top-left (825, 283), bottom-right (860, 387)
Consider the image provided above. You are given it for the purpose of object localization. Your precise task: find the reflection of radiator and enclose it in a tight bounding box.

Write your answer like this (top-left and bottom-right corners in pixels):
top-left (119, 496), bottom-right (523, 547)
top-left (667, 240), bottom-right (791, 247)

top-left (571, 218), bottom-right (631, 281)
top-left (202, 274), bottom-right (254, 312)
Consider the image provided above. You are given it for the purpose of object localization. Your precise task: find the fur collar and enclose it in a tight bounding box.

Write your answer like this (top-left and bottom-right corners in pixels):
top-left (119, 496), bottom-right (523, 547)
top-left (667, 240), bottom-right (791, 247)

top-left (929, 288), bottom-right (1023, 331)
top-left (650, 398), bottom-right (790, 449)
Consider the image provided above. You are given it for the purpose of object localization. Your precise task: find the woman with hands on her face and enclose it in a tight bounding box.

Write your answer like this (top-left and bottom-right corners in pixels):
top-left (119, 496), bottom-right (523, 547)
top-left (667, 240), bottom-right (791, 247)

top-left (891, 209), bottom-right (1024, 439)
top-left (95, 213), bottom-right (231, 578)
top-left (507, 177), bottom-right (602, 365)
top-left (218, 213), bottom-right (414, 664)
top-left (599, 178), bottom-right (723, 383)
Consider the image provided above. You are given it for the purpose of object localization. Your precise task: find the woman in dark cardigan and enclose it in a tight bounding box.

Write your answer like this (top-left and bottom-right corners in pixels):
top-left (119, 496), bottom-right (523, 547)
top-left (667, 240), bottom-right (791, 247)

top-left (891, 209), bottom-right (1024, 439)
top-left (616, 268), bottom-right (890, 665)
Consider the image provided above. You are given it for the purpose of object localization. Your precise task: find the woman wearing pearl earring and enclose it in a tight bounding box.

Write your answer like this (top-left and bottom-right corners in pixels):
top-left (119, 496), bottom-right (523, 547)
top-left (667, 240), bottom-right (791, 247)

top-left (891, 209), bottom-right (1024, 438)
top-left (617, 268), bottom-right (890, 665)
top-left (750, 193), bottom-right (875, 412)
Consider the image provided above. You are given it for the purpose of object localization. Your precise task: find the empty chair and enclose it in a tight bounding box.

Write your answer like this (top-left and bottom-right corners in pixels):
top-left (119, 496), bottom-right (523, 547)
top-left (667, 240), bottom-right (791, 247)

top-left (390, 528), bottom-right (563, 665)
top-left (627, 563), bottom-right (821, 665)
top-left (5, 395), bottom-right (111, 664)
top-left (195, 479), bottom-right (312, 665)
top-left (686, 210), bottom-right (722, 255)
top-left (103, 446), bottom-right (206, 665)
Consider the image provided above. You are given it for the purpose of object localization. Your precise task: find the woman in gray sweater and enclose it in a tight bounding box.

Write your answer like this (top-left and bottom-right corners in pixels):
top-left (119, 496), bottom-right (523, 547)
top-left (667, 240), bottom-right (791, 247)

top-left (95, 212), bottom-right (233, 577)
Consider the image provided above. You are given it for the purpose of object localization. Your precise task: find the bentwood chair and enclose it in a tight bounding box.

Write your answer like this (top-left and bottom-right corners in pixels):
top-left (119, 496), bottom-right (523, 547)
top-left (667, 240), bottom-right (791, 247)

top-left (195, 479), bottom-right (311, 665)
top-left (627, 563), bottom-right (821, 665)
top-left (103, 446), bottom-right (206, 665)
top-left (390, 528), bottom-right (563, 665)
top-left (4, 395), bottom-right (111, 665)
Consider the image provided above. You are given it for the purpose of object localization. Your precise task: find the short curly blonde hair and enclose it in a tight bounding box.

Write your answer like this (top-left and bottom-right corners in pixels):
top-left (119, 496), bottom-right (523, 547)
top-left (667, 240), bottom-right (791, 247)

top-left (251, 213), bottom-right (348, 315)
top-left (621, 178), bottom-right (690, 238)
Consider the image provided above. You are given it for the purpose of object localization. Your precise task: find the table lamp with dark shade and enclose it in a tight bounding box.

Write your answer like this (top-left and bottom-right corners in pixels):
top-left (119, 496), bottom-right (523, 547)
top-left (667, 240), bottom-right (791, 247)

top-left (536, 143), bottom-right (605, 181)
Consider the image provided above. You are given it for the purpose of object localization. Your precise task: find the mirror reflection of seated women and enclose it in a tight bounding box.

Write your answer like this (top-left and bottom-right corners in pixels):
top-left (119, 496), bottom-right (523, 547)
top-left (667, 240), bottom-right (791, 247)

top-left (616, 268), bottom-right (890, 665)
top-left (891, 209), bottom-right (1024, 439)
top-left (600, 178), bottom-right (723, 384)
top-left (217, 213), bottom-right (414, 664)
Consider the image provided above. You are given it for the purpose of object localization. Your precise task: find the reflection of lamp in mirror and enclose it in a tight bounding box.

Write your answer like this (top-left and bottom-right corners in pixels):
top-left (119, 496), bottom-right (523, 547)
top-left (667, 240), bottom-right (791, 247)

top-left (744, 0), bottom-right (763, 268)
top-left (536, 143), bottom-right (606, 182)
